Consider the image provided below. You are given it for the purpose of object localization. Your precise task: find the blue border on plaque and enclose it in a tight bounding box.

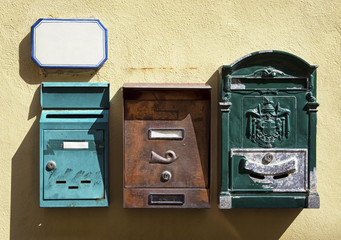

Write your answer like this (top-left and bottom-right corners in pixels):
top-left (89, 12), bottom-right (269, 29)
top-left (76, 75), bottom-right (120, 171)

top-left (31, 18), bottom-right (108, 68)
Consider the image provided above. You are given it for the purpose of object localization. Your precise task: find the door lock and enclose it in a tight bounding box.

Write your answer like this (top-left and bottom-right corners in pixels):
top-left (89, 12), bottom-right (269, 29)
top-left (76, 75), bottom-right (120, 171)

top-left (161, 170), bottom-right (172, 182)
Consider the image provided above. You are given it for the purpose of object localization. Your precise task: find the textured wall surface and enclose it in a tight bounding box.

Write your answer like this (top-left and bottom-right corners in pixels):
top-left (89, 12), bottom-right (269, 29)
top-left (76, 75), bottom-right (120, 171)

top-left (1, 0), bottom-right (340, 239)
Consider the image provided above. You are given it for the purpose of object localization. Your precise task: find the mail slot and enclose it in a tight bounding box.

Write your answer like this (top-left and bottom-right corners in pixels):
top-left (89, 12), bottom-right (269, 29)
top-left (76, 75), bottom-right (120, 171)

top-left (218, 51), bottom-right (319, 208)
top-left (39, 82), bottom-right (109, 207)
top-left (123, 84), bottom-right (211, 208)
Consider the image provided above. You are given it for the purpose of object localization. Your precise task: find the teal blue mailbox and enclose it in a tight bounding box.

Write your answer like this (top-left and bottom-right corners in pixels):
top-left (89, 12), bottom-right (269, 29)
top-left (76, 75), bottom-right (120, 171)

top-left (219, 51), bottom-right (319, 208)
top-left (39, 82), bottom-right (109, 207)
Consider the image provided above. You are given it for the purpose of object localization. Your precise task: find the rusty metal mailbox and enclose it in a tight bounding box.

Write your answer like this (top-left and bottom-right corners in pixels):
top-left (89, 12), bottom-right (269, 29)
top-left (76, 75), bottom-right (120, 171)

top-left (123, 84), bottom-right (211, 208)
top-left (218, 51), bottom-right (319, 208)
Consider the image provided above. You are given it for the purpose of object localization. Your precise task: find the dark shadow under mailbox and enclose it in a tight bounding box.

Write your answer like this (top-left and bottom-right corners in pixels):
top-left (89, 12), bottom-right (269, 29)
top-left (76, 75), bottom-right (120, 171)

top-left (123, 84), bottom-right (211, 208)
top-left (218, 51), bottom-right (319, 208)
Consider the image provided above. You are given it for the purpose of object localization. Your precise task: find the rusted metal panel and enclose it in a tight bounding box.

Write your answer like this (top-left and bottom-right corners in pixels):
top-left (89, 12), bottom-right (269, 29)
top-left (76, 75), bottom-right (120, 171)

top-left (123, 84), bottom-right (211, 208)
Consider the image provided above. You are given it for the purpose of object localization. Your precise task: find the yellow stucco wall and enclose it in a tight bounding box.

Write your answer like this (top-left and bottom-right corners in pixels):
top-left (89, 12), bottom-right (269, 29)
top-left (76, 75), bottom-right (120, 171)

top-left (1, 0), bottom-right (340, 239)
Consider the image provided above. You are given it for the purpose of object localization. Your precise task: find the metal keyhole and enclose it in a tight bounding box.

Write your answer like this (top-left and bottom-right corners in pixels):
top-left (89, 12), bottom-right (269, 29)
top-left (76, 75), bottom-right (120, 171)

top-left (262, 153), bottom-right (274, 165)
top-left (46, 161), bottom-right (56, 171)
top-left (161, 170), bottom-right (172, 182)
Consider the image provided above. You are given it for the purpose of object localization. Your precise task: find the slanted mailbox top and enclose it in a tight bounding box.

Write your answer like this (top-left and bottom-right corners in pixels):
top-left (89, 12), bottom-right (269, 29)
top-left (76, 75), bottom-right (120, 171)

top-left (31, 18), bottom-right (108, 68)
top-left (40, 82), bottom-right (110, 109)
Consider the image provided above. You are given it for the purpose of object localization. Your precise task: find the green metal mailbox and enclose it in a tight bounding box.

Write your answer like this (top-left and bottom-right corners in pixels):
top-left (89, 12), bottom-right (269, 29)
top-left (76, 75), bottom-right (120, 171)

top-left (219, 51), bottom-right (319, 208)
top-left (39, 82), bottom-right (109, 207)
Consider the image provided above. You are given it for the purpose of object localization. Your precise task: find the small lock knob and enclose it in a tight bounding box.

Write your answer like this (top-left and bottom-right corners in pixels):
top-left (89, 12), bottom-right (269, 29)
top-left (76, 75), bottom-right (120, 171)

top-left (262, 153), bottom-right (274, 165)
top-left (46, 161), bottom-right (56, 171)
top-left (161, 170), bottom-right (172, 182)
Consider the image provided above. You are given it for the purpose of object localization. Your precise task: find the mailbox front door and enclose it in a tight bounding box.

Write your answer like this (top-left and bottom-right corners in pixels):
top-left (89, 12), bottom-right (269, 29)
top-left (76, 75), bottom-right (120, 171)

top-left (43, 130), bottom-right (105, 200)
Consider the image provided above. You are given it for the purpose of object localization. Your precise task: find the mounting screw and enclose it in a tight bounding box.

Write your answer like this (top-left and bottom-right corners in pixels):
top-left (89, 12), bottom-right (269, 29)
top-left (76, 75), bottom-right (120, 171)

top-left (262, 153), bottom-right (274, 165)
top-left (46, 161), bottom-right (56, 171)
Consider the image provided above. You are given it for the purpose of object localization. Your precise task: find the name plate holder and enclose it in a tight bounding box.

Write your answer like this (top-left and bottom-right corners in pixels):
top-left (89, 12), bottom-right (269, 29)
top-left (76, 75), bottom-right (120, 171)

top-left (31, 18), bottom-right (108, 70)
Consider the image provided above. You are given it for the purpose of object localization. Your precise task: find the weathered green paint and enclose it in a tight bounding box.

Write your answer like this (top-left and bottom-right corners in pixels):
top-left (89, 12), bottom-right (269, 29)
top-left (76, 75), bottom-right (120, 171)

top-left (40, 83), bottom-right (109, 207)
top-left (230, 193), bottom-right (307, 208)
top-left (219, 51), bottom-right (319, 208)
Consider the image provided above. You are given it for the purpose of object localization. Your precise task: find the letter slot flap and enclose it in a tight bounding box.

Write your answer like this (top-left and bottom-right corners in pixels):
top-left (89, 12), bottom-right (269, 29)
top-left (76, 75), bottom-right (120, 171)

top-left (243, 157), bottom-right (297, 176)
top-left (230, 149), bottom-right (307, 192)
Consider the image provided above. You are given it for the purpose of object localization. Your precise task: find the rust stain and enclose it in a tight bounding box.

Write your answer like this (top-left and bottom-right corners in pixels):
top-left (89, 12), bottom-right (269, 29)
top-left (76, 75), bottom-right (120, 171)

top-left (129, 67), bottom-right (198, 71)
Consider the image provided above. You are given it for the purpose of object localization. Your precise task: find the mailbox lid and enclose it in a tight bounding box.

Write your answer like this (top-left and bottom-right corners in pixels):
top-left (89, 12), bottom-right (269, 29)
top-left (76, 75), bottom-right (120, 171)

top-left (41, 82), bottom-right (109, 109)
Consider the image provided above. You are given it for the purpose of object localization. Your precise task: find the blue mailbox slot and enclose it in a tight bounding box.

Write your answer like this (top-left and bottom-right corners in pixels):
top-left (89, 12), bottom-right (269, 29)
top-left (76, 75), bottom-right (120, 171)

top-left (39, 82), bottom-right (109, 207)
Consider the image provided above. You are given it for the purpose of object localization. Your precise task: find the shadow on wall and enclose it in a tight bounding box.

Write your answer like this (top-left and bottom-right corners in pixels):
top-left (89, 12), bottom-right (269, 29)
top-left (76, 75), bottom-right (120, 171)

top-left (207, 70), bottom-right (302, 239)
top-left (11, 35), bottom-right (302, 239)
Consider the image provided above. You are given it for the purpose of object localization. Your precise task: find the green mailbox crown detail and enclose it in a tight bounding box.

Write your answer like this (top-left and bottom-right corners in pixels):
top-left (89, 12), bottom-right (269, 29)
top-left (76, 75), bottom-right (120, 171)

top-left (246, 97), bottom-right (290, 148)
top-left (243, 66), bottom-right (293, 78)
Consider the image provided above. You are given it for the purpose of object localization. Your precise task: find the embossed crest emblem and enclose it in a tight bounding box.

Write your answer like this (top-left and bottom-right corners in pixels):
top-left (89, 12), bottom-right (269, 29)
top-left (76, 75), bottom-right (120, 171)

top-left (246, 97), bottom-right (290, 148)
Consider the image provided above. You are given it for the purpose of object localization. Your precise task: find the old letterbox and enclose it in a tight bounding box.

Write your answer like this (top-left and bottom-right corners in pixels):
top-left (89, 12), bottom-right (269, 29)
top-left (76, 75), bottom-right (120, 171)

top-left (123, 84), bottom-right (211, 208)
top-left (39, 82), bottom-right (109, 207)
top-left (219, 51), bottom-right (319, 208)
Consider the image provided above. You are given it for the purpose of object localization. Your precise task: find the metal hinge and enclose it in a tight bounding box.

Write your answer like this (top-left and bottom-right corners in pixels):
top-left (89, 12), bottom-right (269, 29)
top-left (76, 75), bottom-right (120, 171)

top-left (219, 101), bottom-right (232, 112)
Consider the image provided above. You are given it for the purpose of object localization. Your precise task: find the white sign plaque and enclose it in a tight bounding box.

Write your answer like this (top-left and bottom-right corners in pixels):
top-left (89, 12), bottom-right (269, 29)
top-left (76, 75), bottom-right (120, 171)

top-left (31, 19), bottom-right (107, 68)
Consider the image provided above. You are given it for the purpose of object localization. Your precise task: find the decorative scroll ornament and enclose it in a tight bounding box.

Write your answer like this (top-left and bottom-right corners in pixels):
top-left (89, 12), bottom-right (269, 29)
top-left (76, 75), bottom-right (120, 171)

top-left (246, 97), bottom-right (291, 148)
top-left (244, 66), bottom-right (291, 78)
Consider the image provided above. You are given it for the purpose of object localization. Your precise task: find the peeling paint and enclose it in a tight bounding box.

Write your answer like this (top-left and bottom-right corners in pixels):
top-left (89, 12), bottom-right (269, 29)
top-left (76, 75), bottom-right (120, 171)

top-left (307, 193), bottom-right (320, 208)
top-left (310, 167), bottom-right (317, 191)
top-left (230, 79), bottom-right (246, 89)
top-left (244, 158), bottom-right (296, 176)
top-left (219, 195), bottom-right (232, 209)
top-left (231, 148), bottom-right (307, 192)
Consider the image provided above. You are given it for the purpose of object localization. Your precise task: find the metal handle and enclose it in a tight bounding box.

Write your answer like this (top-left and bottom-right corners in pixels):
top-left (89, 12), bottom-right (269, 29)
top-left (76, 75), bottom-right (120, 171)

top-left (150, 150), bottom-right (178, 164)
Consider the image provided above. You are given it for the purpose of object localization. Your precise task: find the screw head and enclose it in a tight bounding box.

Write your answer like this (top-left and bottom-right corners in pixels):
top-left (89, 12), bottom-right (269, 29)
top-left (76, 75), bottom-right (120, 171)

top-left (262, 153), bottom-right (274, 165)
top-left (46, 161), bottom-right (56, 171)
